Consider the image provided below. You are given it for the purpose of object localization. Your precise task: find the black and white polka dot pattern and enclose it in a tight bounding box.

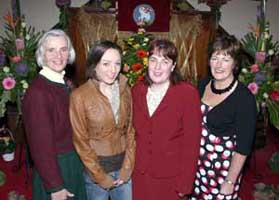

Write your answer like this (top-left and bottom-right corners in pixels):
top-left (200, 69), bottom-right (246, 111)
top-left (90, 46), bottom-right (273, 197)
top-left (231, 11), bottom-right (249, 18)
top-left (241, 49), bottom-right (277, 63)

top-left (190, 104), bottom-right (241, 200)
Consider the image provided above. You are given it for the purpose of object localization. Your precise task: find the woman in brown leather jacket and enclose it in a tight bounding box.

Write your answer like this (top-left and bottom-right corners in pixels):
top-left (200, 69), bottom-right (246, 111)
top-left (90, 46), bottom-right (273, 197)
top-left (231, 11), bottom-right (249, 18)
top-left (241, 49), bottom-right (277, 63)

top-left (69, 41), bottom-right (135, 200)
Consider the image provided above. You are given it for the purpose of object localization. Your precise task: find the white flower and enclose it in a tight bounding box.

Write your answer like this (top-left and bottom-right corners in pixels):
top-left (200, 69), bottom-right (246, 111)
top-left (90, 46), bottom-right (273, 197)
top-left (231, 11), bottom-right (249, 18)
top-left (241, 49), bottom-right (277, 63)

top-left (22, 82), bottom-right (29, 89)
top-left (142, 43), bottom-right (147, 46)
top-left (241, 68), bottom-right (248, 73)
top-left (21, 22), bottom-right (26, 28)
top-left (264, 32), bottom-right (270, 39)
top-left (3, 66), bottom-right (10, 73)
top-left (25, 34), bottom-right (30, 40)
top-left (268, 49), bottom-right (274, 56)
top-left (143, 37), bottom-right (149, 42)
top-left (263, 93), bottom-right (269, 99)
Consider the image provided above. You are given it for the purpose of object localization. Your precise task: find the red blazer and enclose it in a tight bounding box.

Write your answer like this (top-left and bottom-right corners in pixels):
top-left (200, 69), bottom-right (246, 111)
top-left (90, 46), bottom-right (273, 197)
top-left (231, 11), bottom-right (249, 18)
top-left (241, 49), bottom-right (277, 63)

top-left (132, 81), bottom-right (202, 194)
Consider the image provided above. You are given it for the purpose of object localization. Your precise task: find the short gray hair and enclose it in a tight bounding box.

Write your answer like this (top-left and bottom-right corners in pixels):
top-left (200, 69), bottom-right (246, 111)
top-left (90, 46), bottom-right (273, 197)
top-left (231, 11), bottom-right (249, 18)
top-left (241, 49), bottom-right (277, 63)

top-left (35, 29), bottom-right (76, 67)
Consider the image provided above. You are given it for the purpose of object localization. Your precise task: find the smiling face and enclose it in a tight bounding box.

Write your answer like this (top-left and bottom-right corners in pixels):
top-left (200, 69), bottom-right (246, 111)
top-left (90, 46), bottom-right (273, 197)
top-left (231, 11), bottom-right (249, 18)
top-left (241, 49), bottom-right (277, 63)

top-left (43, 35), bottom-right (69, 73)
top-left (95, 48), bottom-right (121, 85)
top-left (148, 51), bottom-right (175, 86)
top-left (210, 51), bottom-right (235, 83)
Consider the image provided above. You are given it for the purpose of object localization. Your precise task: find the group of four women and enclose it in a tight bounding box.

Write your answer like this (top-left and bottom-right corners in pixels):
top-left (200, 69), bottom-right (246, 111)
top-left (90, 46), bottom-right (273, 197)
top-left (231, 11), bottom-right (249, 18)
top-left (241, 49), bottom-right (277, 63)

top-left (22, 29), bottom-right (257, 200)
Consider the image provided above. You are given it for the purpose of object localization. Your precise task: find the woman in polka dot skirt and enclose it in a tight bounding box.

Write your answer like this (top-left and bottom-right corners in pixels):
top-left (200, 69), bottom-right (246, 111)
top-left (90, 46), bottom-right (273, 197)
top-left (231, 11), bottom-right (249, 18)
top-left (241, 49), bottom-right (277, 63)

top-left (189, 37), bottom-right (257, 200)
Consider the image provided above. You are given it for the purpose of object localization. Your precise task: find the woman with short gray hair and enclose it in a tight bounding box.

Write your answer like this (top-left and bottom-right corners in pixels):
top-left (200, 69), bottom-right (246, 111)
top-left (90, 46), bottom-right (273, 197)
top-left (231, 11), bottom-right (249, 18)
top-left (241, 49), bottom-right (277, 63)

top-left (23, 29), bottom-right (86, 200)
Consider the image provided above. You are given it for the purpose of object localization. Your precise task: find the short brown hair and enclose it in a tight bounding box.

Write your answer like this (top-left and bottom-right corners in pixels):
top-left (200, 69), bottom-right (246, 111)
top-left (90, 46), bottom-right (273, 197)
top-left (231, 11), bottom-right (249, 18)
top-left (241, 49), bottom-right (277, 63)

top-left (209, 37), bottom-right (241, 75)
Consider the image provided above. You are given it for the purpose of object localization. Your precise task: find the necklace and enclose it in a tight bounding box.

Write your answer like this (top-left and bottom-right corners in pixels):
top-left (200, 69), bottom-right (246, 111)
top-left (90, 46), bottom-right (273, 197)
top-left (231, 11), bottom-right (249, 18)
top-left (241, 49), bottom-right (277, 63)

top-left (210, 77), bottom-right (236, 95)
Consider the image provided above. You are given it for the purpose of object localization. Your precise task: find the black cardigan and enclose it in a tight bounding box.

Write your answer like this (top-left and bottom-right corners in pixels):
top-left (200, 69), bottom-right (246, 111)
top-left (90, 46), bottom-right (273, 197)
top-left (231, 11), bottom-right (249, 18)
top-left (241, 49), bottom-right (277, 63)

top-left (198, 77), bottom-right (257, 155)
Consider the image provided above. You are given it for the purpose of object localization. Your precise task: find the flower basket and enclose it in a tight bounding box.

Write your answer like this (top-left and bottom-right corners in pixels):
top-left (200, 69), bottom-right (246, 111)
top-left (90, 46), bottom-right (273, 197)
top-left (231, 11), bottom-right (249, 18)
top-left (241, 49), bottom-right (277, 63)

top-left (0, 127), bottom-right (16, 161)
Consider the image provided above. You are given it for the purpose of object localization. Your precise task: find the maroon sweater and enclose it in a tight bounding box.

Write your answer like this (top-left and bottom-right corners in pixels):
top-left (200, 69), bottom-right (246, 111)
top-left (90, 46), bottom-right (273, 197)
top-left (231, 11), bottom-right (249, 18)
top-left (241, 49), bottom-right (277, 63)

top-left (23, 75), bottom-right (75, 192)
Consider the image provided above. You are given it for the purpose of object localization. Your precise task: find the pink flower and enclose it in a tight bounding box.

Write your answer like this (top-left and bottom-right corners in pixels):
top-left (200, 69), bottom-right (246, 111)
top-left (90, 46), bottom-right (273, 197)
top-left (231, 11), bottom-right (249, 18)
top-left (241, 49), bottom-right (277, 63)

top-left (250, 64), bottom-right (259, 73)
top-left (2, 77), bottom-right (16, 90)
top-left (270, 90), bottom-right (279, 101)
top-left (15, 38), bottom-right (25, 50)
top-left (11, 55), bottom-right (21, 63)
top-left (247, 82), bottom-right (259, 95)
top-left (255, 51), bottom-right (266, 64)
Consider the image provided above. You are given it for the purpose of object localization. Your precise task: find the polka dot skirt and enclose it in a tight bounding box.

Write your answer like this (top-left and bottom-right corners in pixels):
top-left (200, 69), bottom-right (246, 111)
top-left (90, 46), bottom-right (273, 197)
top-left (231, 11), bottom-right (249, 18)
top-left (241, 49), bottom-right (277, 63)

top-left (189, 104), bottom-right (241, 200)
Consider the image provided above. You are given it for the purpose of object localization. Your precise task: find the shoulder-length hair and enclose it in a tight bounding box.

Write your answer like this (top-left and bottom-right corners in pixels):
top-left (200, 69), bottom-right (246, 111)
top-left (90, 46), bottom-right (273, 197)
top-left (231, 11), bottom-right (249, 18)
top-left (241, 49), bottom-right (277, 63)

top-left (144, 39), bottom-right (183, 86)
top-left (35, 29), bottom-right (75, 67)
top-left (86, 40), bottom-right (122, 80)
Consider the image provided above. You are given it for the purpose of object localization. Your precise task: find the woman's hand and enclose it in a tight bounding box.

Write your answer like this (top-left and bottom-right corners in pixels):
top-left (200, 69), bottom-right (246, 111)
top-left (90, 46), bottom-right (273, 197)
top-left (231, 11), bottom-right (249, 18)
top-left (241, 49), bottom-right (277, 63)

top-left (99, 175), bottom-right (115, 189)
top-left (220, 181), bottom-right (234, 195)
top-left (51, 189), bottom-right (74, 200)
top-left (113, 179), bottom-right (124, 187)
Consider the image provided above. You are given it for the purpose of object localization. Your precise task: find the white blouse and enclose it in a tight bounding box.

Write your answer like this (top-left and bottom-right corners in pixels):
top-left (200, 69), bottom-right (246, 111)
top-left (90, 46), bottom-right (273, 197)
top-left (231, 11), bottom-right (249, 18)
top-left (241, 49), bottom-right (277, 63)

top-left (108, 81), bottom-right (120, 124)
top-left (146, 82), bottom-right (169, 116)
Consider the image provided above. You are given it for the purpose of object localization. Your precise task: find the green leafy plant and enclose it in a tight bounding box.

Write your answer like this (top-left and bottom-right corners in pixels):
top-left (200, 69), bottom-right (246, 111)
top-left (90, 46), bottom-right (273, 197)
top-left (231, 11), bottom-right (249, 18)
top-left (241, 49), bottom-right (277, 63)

top-left (122, 28), bottom-right (153, 86)
top-left (0, 12), bottom-right (43, 117)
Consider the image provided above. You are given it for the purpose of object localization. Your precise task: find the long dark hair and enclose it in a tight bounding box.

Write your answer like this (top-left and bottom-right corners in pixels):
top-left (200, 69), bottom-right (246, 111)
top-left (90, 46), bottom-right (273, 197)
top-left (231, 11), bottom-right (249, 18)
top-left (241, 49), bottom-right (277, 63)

top-left (144, 39), bottom-right (183, 86)
top-left (86, 40), bottom-right (122, 79)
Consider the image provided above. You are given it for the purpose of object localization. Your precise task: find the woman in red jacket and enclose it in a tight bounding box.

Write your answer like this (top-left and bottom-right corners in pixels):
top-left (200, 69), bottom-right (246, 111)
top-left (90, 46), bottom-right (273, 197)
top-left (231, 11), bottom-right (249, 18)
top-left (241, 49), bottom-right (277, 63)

top-left (132, 39), bottom-right (202, 200)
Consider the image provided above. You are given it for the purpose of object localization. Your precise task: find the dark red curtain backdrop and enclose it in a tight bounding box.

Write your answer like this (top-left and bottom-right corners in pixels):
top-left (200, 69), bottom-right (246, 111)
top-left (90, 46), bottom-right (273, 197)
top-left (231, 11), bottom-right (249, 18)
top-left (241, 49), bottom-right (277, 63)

top-left (118, 0), bottom-right (170, 32)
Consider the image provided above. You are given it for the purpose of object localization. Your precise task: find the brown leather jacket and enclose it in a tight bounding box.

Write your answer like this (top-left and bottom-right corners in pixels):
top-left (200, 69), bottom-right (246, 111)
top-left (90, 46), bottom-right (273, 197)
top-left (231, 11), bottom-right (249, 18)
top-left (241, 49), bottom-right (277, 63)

top-left (69, 75), bottom-right (135, 188)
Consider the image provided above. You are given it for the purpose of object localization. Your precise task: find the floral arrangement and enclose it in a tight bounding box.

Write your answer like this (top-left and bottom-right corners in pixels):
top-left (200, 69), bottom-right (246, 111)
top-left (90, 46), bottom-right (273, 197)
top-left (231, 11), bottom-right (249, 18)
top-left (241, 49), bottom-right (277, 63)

top-left (238, 0), bottom-right (279, 130)
top-left (0, 12), bottom-right (42, 117)
top-left (122, 28), bottom-right (153, 86)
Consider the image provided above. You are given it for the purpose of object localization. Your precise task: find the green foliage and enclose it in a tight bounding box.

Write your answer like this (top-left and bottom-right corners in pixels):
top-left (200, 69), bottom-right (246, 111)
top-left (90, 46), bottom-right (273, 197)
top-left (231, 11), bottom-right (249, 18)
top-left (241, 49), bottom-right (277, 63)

top-left (122, 29), bottom-right (153, 86)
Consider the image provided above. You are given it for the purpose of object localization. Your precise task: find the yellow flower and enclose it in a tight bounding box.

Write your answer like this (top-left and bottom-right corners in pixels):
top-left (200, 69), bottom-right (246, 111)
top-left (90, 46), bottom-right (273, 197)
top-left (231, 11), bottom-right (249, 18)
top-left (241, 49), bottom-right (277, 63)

top-left (143, 57), bottom-right (148, 66)
top-left (133, 44), bottom-right (140, 49)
